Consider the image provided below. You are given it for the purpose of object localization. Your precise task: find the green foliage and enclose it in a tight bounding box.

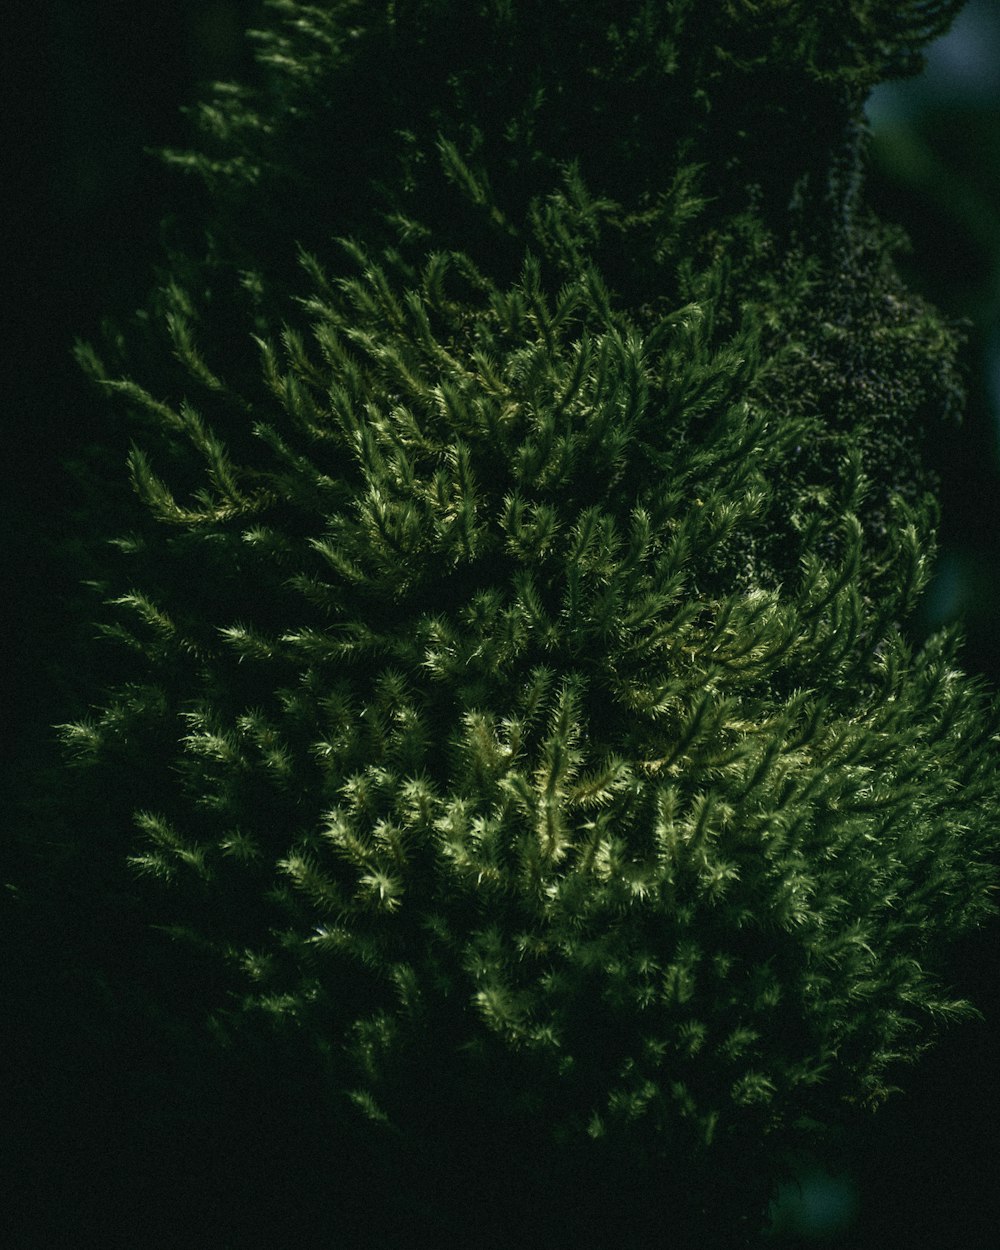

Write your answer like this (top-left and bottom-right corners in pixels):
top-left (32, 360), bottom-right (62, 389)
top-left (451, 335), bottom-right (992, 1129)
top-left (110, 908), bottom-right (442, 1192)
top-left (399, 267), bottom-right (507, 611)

top-left (44, 0), bottom-right (998, 1240)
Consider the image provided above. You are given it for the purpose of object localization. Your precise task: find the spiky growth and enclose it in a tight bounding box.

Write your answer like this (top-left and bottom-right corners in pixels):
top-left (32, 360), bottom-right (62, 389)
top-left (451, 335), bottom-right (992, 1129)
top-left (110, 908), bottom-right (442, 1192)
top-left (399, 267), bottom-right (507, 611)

top-left (52, 0), bottom-right (994, 1242)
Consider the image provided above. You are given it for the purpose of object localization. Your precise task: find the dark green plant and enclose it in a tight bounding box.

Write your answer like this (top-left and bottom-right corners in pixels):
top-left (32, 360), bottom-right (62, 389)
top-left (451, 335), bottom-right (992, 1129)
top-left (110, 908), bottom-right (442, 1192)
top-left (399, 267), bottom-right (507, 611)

top-left (41, 0), bottom-right (999, 1242)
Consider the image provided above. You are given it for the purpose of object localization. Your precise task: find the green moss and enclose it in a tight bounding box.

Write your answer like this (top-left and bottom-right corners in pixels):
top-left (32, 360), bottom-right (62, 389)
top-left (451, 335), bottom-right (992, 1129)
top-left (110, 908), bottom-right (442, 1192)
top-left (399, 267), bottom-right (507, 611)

top-left (49, 0), bottom-right (997, 1241)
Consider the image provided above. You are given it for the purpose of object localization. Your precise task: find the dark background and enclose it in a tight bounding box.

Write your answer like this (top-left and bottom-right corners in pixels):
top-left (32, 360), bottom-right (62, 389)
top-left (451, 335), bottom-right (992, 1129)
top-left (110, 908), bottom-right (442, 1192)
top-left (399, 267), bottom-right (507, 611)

top-left (3, 2), bottom-right (997, 1245)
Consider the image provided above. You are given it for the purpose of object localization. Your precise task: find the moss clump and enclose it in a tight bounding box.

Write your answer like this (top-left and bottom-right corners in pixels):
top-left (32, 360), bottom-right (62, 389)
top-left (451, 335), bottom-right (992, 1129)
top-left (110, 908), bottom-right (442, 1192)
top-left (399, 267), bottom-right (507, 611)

top-left (35, 1), bottom-right (998, 1243)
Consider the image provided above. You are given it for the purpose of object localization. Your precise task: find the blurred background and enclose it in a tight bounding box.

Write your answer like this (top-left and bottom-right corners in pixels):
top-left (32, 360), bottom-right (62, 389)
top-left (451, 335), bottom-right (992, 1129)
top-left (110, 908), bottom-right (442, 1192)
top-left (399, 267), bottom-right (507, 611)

top-left (3, 2), bottom-right (997, 1245)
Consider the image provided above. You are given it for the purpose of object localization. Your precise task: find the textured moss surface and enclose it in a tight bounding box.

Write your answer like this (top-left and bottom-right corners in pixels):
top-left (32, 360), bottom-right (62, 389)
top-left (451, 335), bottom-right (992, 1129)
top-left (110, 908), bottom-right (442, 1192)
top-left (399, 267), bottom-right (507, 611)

top-left (16, 2), bottom-right (998, 1244)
